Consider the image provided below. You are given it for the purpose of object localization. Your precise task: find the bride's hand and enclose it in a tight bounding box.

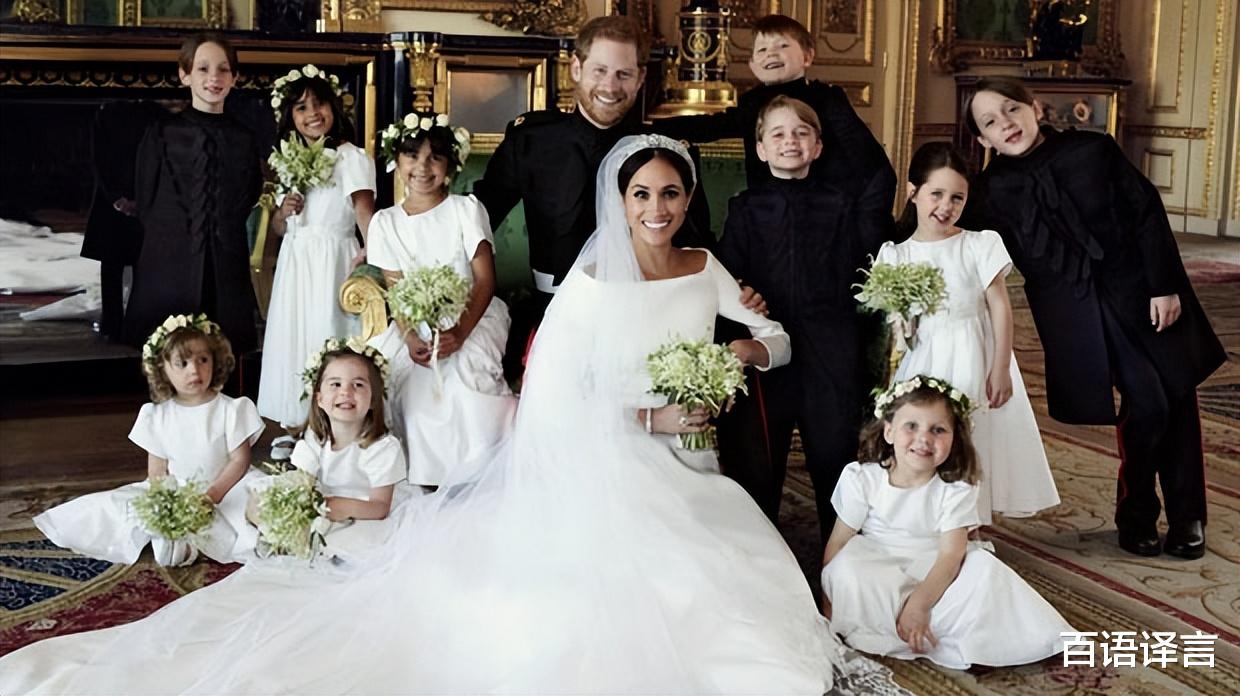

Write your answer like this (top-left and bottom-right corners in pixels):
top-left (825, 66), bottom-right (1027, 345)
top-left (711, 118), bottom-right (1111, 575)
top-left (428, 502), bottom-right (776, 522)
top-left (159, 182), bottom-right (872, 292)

top-left (727, 339), bottom-right (767, 367)
top-left (651, 404), bottom-right (710, 434)
top-left (404, 333), bottom-right (433, 366)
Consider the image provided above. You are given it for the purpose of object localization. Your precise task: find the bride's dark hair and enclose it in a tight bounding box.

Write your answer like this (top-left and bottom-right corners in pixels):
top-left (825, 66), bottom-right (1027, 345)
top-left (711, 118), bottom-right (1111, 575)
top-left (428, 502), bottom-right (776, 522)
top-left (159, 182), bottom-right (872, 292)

top-left (616, 147), bottom-right (695, 195)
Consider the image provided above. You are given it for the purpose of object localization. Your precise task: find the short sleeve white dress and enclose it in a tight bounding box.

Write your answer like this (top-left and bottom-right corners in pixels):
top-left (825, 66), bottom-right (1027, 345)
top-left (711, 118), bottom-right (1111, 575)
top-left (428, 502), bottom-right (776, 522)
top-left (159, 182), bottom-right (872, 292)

top-left (258, 142), bottom-right (374, 428)
top-left (33, 393), bottom-right (265, 564)
top-left (286, 431), bottom-right (421, 559)
top-left (877, 229), bottom-right (1060, 522)
top-left (821, 461), bottom-right (1073, 669)
top-left (366, 193), bottom-right (516, 485)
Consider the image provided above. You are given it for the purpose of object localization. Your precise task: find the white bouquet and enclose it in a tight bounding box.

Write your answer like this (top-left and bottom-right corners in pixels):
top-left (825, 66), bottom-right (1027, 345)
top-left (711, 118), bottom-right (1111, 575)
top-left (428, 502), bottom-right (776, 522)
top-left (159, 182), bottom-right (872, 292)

top-left (131, 476), bottom-right (215, 542)
top-left (854, 259), bottom-right (948, 352)
top-left (254, 469), bottom-right (329, 560)
top-left (647, 338), bottom-right (748, 451)
top-left (267, 134), bottom-right (338, 198)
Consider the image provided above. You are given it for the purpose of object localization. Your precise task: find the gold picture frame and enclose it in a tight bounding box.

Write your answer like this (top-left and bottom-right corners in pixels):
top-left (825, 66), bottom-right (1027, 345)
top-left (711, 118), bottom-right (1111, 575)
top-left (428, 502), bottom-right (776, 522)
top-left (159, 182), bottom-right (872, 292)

top-left (930, 0), bottom-right (1123, 75)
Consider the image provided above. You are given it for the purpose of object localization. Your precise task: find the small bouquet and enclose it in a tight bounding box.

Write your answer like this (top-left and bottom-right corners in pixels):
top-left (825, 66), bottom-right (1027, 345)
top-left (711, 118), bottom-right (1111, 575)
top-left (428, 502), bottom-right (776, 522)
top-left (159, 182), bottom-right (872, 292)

top-left (854, 259), bottom-right (948, 352)
top-left (131, 476), bottom-right (215, 542)
top-left (254, 469), bottom-right (329, 560)
top-left (647, 338), bottom-right (749, 451)
top-left (386, 265), bottom-right (471, 392)
top-left (267, 134), bottom-right (338, 198)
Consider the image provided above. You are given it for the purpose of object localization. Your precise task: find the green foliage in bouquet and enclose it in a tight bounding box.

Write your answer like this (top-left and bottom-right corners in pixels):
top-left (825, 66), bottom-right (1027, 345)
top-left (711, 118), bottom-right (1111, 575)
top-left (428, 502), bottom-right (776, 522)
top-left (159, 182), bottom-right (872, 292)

top-left (255, 470), bottom-right (328, 560)
top-left (131, 477), bottom-right (214, 541)
top-left (386, 265), bottom-right (471, 341)
top-left (267, 134), bottom-right (338, 196)
top-left (647, 338), bottom-right (749, 451)
top-left (855, 259), bottom-right (948, 353)
top-left (854, 260), bottom-right (948, 319)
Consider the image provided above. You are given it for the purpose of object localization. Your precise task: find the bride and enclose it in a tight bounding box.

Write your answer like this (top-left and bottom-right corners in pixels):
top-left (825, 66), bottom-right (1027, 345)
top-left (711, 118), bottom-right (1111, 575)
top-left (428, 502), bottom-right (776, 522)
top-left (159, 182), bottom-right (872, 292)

top-left (0, 135), bottom-right (900, 694)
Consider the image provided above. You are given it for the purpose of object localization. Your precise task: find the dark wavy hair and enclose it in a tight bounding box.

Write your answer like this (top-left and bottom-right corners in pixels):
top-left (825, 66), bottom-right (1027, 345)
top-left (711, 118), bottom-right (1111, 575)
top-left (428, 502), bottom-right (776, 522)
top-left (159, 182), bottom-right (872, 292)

top-left (857, 385), bottom-right (980, 485)
top-left (895, 141), bottom-right (971, 239)
top-left (275, 77), bottom-right (355, 147)
top-left (142, 327), bottom-right (234, 403)
top-left (395, 124), bottom-right (463, 177)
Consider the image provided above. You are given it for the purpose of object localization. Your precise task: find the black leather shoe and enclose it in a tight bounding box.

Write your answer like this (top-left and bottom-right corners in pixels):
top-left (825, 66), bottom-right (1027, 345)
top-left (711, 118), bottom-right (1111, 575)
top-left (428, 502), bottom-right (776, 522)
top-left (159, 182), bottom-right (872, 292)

top-left (1117, 524), bottom-right (1161, 557)
top-left (1164, 521), bottom-right (1205, 559)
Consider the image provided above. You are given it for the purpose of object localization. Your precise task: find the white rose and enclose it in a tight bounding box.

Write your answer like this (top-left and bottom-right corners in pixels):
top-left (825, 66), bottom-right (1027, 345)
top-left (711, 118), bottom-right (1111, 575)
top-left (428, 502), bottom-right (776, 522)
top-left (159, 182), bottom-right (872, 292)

top-left (270, 97), bottom-right (280, 109)
top-left (161, 316), bottom-right (178, 331)
top-left (454, 127), bottom-right (469, 143)
top-left (403, 113), bottom-right (418, 128)
top-left (950, 389), bottom-right (963, 401)
top-left (419, 116), bottom-right (433, 130)
top-left (303, 64), bottom-right (320, 78)
top-left (434, 113), bottom-right (449, 127)
top-left (385, 160), bottom-right (397, 173)
top-left (286, 69), bottom-right (301, 81)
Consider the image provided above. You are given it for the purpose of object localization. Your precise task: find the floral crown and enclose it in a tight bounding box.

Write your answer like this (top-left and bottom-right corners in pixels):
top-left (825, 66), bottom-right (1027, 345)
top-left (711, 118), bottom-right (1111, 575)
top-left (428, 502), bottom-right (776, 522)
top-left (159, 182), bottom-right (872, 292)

top-left (301, 336), bottom-right (391, 400)
top-left (270, 64), bottom-right (343, 122)
top-left (379, 112), bottom-right (472, 173)
top-left (143, 314), bottom-right (219, 366)
top-left (873, 375), bottom-right (975, 421)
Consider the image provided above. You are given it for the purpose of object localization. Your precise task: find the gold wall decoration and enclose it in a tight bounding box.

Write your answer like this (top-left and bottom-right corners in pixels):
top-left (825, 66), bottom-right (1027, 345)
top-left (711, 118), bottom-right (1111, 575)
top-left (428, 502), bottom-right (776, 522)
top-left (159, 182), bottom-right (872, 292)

top-left (13, 0), bottom-right (61, 23)
top-left (1125, 124), bottom-right (1207, 140)
top-left (109, 0), bottom-right (227, 28)
top-left (479, 0), bottom-right (584, 37)
top-left (407, 35), bottom-right (443, 114)
top-left (821, 0), bottom-right (860, 34)
top-left (555, 45), bottom-right (574, 113)
top-left (930, 0), bottom-right (1123, 76)
top-left (724, 0), bottom-right (773, 29)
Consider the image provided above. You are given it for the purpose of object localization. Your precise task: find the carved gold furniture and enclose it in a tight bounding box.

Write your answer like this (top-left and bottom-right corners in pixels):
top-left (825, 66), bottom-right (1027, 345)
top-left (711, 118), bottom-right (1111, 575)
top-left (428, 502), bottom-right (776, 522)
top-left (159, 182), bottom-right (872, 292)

top-left (339, 264), bottom-right (389, 341)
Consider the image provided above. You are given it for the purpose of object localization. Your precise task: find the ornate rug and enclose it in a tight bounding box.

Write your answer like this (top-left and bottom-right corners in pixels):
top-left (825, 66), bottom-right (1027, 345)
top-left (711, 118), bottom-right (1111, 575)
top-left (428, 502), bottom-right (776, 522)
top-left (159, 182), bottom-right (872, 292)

top-left (0, 530), bottom-right (237, 655)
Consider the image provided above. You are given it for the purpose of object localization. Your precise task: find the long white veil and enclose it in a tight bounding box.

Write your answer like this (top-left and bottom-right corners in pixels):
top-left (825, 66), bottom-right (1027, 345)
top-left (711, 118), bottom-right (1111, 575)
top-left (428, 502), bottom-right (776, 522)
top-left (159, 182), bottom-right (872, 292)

top-left (0, 135), bottom-right (904, 695)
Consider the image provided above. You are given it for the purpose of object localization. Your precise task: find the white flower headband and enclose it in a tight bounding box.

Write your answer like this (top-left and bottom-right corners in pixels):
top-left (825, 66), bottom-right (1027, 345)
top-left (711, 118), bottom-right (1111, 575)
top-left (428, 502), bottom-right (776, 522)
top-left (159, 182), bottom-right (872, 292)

top-left (379, 112), bottom-right (472, 173)
top-left (270, 64), bottom-right (343, 122)
top-left (143, 313), bottom-right (219, 367)
top-left (301, 336), bottom-right (391, 400)
top-left (873, 374), bottom-right (974, 421)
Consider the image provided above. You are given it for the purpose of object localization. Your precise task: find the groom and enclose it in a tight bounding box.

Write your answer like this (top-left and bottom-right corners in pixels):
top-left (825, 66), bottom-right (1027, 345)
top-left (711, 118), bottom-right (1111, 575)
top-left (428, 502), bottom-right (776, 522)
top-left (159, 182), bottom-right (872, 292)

top-left (473, 14), bottom-right (774, 507)
top-left (474, 14), bottom-right (714, 381)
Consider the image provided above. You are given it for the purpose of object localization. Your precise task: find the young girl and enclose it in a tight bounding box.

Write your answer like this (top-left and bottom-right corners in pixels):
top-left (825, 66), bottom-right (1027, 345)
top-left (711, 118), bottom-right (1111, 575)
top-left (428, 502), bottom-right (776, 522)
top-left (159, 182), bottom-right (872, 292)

top-left (367, 112), bottom-right (515, 486)
top-left (121, 34), bottom-right (262, 354)
top-left (35, 314), bottom-right (264, 566)
top-left (257, 65), bottom-right (376, 456)
top-left (961, 77), bottom-right (1225, 558)
top-left (877, 142), bottom-right (1059, 524)
top-left (821, 375), bottom-right (1072, 669)
top-left (249, 338), bottom-right (412, 560)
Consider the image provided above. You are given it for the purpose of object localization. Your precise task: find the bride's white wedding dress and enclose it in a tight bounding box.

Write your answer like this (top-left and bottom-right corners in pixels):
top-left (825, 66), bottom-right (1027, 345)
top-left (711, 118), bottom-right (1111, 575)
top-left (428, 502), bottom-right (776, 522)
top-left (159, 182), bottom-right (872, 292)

top-left (0, 135), bottom-right (902, 695)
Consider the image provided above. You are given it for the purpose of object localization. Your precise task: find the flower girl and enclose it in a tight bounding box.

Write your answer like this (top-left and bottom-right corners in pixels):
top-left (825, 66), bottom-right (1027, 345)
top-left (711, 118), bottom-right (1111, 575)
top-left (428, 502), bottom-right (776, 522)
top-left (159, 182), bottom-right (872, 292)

top-left (876, 142), bottom-right (1059, 523)
top-left (821, 375), bottom-right (1072, 668)
top-left (258, 64), bottom-right (376, 457)
top-left (367, 112), bottom-right (515, 485)
top-left (249, 337), bottom-right (412, 560)
top-left (35, 314), bottom-right (264, 566)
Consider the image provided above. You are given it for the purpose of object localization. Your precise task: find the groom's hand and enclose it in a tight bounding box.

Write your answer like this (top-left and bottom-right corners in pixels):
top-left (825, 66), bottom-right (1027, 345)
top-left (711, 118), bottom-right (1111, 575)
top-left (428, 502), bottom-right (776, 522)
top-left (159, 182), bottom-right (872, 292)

top-left (737, 281), bottom-right (768, 316)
